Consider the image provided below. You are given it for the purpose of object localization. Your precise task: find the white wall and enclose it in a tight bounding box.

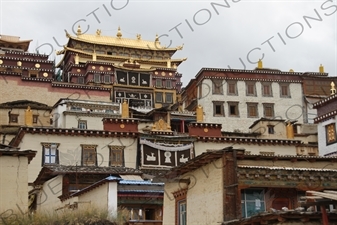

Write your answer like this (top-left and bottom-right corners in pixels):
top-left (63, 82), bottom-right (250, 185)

top-left (318, 116), bottom-right (337, 156)
top-left (198, 79), bottom-right (304, 132)
top-left (17, 134), bottom-right (138, 183)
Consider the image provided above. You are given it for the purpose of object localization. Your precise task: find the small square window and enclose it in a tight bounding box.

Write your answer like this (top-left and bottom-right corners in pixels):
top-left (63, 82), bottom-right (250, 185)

top-left (82, 145), bottom-right (97, 166)
top-left (247, 103), bottom-right (258, 118)
top-left (156, 79), bottom-right (162, 88)
top-left (212, 79), bottom-right (223, 95)
top-left (9, 114), bottom-right (18, 123)
top-left (213, 101), bottom-right (224, 116)
top-left (263, 103), bottom-right (274, 118)
top-left (227, 81), bottom-right (237, 95)
top-left (104, 75), bottom-right (111, 83)
top-left (94, 74), bottom-right (100, 83)
top-left (166, 80), bottom-right (172, 88)
top-left (228, 102), bottom-right (239, 117)
top-left (246, 82), bottom-right (256, 96)
top-left (155, 92), bottom-right (163, 103)
top-left (42, 143), bottom-right (59, 165)
top-left (280, 83), bottom-right (291, 98)
top-left (78, 120), bottom-right (87, 129)
top-left (165, 93), bottom-right (173, 103)
top-left (78, 77), bottom-right (84, 84)
top-left (262, 83), bottom-right (272, 97)
top-left (267, 125), bottom-right (275, 134)
top-left (109, 146), bottom-right (124, 166)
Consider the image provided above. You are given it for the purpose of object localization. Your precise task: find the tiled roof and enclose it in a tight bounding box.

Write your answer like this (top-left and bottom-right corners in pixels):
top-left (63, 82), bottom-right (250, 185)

top-left (119, 180), bottom-right (164, 186)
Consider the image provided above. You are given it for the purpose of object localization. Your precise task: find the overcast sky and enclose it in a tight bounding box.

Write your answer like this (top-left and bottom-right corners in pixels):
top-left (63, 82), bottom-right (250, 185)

top-left (1, 0), bottom-right (336, 85)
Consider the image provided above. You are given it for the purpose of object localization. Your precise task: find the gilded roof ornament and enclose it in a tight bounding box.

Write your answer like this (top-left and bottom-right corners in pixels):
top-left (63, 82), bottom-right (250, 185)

top-left (136, 34), bottom-right (141, 40)
top-left (155, 34), bottom-right (159, 42)
top-left (331, 81), bottom-right (336, 95)
top-left (177, 44), bottom-right (184, 50)
top-left (96, 29), bottom-right (101, 36)
top-left (65, 29), bottom-right (70, 38)
top-left (319, 64), bottom-right (324, 73)
top-left (77, 25), bottom-right (82, 36)
top-left (117, 26), bottom-right (122, 38)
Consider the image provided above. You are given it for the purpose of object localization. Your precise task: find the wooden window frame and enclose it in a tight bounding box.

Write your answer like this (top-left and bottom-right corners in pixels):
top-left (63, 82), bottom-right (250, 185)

top-left (280, 83), bottom-right (291, 98)
top-left (78, 120), bottom-right (87, 129)
top-left (155, 92), bottom-right (163, 103)
top-left (228, 101), bottom-right (240, 117)
top-left (246, 82), bottom-right (256, 96)
top-left (212, 79), bottom-right (223, 95)
top-left (173, 189), bottom-right (188, 225)
top-left (263, 103), bottom-right (274, 118)
top-left (165, 93), bottom-right (173, 104)
top-left (326, 123), bottom-right (337, 145)
top-left (213, 101), bottom-right (224, 116)
top-left (41, 143), bottom-right (60, 165)
top-left (109, 146), bottom-right (125, 166)
top-left (227, 81), bottom-right (238, 96)
top-left (81, 145), bottom-right (97, 166)
top-left (247, 103), bottom-right (258, 118)
top-left (262, 82), bottom-right (273, 97)
top-left (9, 114), bottom-right (19, 123)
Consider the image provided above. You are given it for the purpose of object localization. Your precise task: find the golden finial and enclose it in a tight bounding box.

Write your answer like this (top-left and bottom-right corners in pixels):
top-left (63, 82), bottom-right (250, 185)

top-left (319, 64), bottom-right (324, 73)
top-left (155, 34), bottom-right (159, 42)
top-left (96, 29), bottom-right (101, 36)
top-left (77, 25), bottom-right (82, 35)
top-left (331, 81), bottom-right (336, 95)
top-left (116, 26), bottom-right (122, 38)
top-left (136, 34), bottom-right (141, 40)
top-left (25, 106), bottom-right (33, 126)
top-left (289, 69), bottom-right (294, 72)
top-left (257, 59), bottom-right (263, 69)
top-left (121, 100), bottom-right (129, 118)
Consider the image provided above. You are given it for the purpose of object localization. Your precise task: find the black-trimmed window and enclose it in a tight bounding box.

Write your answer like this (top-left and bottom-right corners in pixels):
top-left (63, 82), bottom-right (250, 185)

top-left (280, 83), bottom-right (291, 98)
top-left (166, 80), bottom-right (172, 88)
top-left (9, 114), bottom-right (18, 123)
top-left (213, 101), bottom-right (224, 116)
top-left (78, 77), bottom-right (84, 84)
top-left (78, 120), bottom-right (87, 129)
top-left (212, 79), bottom-right (223, 95)
top-left (109, 146), bottom-right (125, 166)
top-left (241, 189), bottom-right (265, 218)
top-left (263, 103), bottom-right (274, 118)
top-left (104, 75), bottom-right (111, 83)
top-left (94, 74), bottom-right (100, 83)
top-left (156, 79), bottom-right (162, 88)
top-left (247, 103), bottom-right (258, 118)
top-left (262, 82), bottom-right (272, 97)
top-left (81, 145), bottom-right (97, 166)
top-left (42, 143), bottom-right (59, 165)
top-left (326, 123), bottom-right (337, 145)
top-left (165, 93), bottom-right (173, 103)
top-left (246, 82), bottom-right (256, 96)
top-left (227, 81), bottom-right (237, 95)
top-left (228, 102), bottom-right (239, 117)
top-left (155, 92), bottom-right (163, 103)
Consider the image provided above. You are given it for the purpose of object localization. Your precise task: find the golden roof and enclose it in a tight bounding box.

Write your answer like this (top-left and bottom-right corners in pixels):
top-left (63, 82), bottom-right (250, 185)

top-left (0, 35), bottom-right (32, 51)
top-left (65, 28), bottom-right (183, 51)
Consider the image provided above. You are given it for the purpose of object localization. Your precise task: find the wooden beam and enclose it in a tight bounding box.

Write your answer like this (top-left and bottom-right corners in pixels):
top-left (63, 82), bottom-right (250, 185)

top-left (320, 205), bottom-right (329, 225)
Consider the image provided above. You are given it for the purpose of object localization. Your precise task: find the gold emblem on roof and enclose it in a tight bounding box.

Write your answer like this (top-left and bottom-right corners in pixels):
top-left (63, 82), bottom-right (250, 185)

top-left (117, 26), bottom-right (122, 38)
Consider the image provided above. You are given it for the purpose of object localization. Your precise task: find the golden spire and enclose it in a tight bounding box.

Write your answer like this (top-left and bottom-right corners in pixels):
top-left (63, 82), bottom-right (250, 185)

top-left (155, 34), bottom-right (159, 42)
top-left (25, 106), bottom-right (33, 126)
top-left (116, 26), bottom-right (122, 38)
top-left (121, 100), bottom-right (129, 118)
top-left (77, 25), bottom-right (82, 36)
top-left (319, 64), bottom-right (324, 73)
top-left (257, 59), bottom-right (263, 69)
top-left (289, 69), bottom-right (294, 72)
top-left (96, 29), bottom-right (101, 36)
top-left (331, 81), bottom-right (336, 95)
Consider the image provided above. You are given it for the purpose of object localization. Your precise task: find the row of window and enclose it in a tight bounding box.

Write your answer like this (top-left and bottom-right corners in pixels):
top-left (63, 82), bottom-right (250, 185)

top-left (42, 144), bottom-right (124, 166)
top-left (155, 92), bottom-right (173, 104)
top-left (209, 80), bottom-right (291, 98)
top-left (213, 102), bottom-right (275, 118)
top-left (9, 114), bottom-right (39, 123)
top-left (155, 79), bottom-right (173, 88)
